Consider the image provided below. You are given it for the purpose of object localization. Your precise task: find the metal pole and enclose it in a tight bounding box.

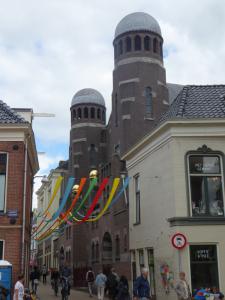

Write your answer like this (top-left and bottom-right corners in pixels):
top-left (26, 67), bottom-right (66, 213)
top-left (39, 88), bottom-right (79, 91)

top-left (178, 250), bottom-right (182, 273)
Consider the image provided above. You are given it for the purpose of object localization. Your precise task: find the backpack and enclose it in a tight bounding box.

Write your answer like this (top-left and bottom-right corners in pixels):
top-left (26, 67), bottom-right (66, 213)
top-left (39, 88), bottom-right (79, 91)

top-left (87, 271), bottom-right (94, 282)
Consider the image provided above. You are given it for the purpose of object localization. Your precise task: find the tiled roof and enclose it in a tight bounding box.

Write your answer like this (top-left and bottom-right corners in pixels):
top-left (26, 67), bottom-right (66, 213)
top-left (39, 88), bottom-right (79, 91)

top-left (0, 100), bottom-right (27, 124)
top-left (160, 85), bottom-right (225, 123)
top-left (167, 83), bottom-right (184, 104)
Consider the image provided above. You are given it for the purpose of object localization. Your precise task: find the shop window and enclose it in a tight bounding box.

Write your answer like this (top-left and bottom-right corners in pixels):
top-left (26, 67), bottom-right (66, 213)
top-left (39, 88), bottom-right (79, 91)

top-left (147, 249), bottom-right (156, 297)
top-left (126, 36), bottom-right (132, 52)
top-left (145, 87), bottom-right (153, 117)
top-left (91, 107), bottom-right (95, 119)
top-left (0, 153), bottom-right (7, 212)
top-left (115, 235), bottom-right (120, 261)
top-left (134, 35), bottom-right (141, 51)
top-left (134, 174), bottom-right (141, 224)
top-left (190, 245), bottom-right (219, 291)
top-left (84, 107), bottom-right (89, 118)
top-left (188, 154), bottom-right (224, 217)
top-left (144, 36), bottom-right (150, 51)
top-left (0, 240), bottom-right (4, 259)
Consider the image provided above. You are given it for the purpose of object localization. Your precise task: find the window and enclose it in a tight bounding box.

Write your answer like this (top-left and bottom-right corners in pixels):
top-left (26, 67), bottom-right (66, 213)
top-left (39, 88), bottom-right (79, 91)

top-left (90, 144), bottom-right (97, 166)
top-left (131, 251), bottom-right (137, 281)
top-left (115, 94), bottom-right (118, 127)
top-left (91, 242), bottom-right (95, 262)
top-left (0, 153), bottom-right (7, 212)
top-left (147, 249), bottom-right (156, 296)
top-left (188, 155), bottom-right (224, 216)
top-left (91, 107), bottom-right (95, 119)
top-left (190, 245), bottom-right (219, 291)
top-left (73, 110), bottom-right (76, 120)
top-left (144, 36), bottom-right (150, 51)
top-left (134, 35), bottom-right (141, 51)
top-left (0, 240), bottom-right (4, 259)
top-left (84, 107), bottom-right (89, 118)
top-left (126, 36), bottom-right (132, 52)
top-left (160, 42), bottom-right (163, 57)
top-left (135, 175), bottom-right (141, 224)
top-left (114, 144), bottom-right (120, 155)
top-left (119, 40), bottom-right (123, 55)
top-left (102, 232), bottom-right (112, 261)
top-left (115, 235), bottom-right (120, 261)
top-left (124, 233), bottom-right (128, 252)
top-left (139, 249), bottom-right (144, 270)
top-left (97, 108), bottom-right (101, 119)
top-left (78, 108), bottom-right (82, 119)
top-left (145, 87), bottom-right (153, 116)
top-left (102, 110), bottom-right (106, 123)
top-left (153, 38), bottom-right (158, 53)
top-left (114, 44), bottom-right (117, 59)
top-left (96, 242), bottom-right (99, 262)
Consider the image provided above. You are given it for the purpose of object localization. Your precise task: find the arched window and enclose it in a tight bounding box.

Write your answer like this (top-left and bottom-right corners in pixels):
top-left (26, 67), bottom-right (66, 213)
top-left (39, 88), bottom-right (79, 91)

top-left (102, 110), bottom-right (106, 122)
top-left (84, 107), bottom-right (88, 118)
top-left (115, 235), bottom-right (120, 261)
top-left (160, 42), bottom-right (163, 57)
top-left (91, 242), bottom-right (95, 261)
top-left (134, 35), bottom-right (141, 51)
top-left (100, 130), bottom-right (106, 143)
top-left (91, 107), bottom-right (95, 119)
top-left (96, 242), bottom-right (99, 262)
top-left (102, 232), bottom-right (112, 261)
top-left (153, 38), bottom-right (158, 53)
top-left (73, 110), bottom-right (76, 120)
top-left (115, 93), bottom-right (118, 127)
top-left (90, 144), bottom-right (97, 166)
top-left (97, 108), bottom-right (101, 119)
top-left (114, 44), bottom-right (117, 59)
top-left (119, 40), bottom-right (123, 55)
top-left (78, 108), bottom-right (82, 119)
top-left (145, 87), bottom-right (153, 116)
top-left (144, 36), bottom-right (150, 51)
top-left (126, 36), bottom-right (132, 52)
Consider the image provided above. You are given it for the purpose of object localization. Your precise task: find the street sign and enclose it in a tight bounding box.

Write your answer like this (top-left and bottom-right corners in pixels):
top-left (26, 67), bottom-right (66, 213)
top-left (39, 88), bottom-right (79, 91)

top-left (171, 233), bottom-right (187, 250)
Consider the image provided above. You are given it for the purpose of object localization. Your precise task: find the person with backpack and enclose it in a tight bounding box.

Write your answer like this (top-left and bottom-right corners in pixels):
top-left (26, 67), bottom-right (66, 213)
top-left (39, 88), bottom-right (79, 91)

top-left (86, 267), bottom-right (95, 297)
top-left (106, 268), bottom-right (119, 300)
top-left (42, 264), bottom-right (47, 284)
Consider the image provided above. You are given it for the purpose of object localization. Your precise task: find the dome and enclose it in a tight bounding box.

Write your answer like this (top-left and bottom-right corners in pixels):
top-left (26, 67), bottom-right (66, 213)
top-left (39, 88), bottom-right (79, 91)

top-left (115, 12), bottom-right (161, 39)
top-left (71, 88), bottom-right (105, 107)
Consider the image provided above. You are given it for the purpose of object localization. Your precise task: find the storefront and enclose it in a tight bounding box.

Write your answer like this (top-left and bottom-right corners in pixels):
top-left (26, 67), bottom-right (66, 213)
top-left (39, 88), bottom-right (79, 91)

top-left (190, 244), bottom-right (219, 291)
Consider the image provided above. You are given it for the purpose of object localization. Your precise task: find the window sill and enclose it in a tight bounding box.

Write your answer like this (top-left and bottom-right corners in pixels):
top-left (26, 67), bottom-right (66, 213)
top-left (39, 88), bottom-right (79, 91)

top-left (144, 117), bottom-right (154, 121)
top-left (168, 216), bottom-right (225, 227)
top-left (133, 222), bottom-right (141, 226)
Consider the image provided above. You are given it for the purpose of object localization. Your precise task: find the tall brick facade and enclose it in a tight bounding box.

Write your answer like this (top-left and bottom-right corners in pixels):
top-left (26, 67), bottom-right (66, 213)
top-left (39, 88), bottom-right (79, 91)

top-left (0, 105), bottom-right (39, 285)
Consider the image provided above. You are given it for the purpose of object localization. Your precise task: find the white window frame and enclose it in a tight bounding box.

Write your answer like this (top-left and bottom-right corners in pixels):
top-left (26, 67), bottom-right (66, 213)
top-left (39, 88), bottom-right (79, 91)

top-left (0, 240), bottom-right (5, 260)
top-left (0, 152), bottom-right (8, 213)
top-left (187, 153), bottom-right (225, 217)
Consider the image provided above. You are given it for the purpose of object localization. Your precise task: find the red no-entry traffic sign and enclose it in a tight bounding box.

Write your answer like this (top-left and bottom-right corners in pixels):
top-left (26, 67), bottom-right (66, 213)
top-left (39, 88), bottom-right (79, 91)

top-left (171, 233), bottom-right (187, 250)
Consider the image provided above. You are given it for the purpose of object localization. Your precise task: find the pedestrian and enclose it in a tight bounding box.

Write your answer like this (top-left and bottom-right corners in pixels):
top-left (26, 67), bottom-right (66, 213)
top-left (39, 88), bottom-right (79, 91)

top-left (86, 267), bottom-right (95, 297)
top-left (117, 275), bottom-right (130, 300)
top-left (174, 272), bottom-right (191, 300)
top-left (133, 267), bottom-right (151, 300)
top-left (32, 267), bottom-right (40, 294)
top-left (42, 264), bottom-right (47, 284)
top-left (106, 268), bottom-right (119, 300)
top-left (61, 263), bottom-right (72, 296)
top-left (95, 270), bottom-right (107, 300)
top-left (212, 287), bottom-right (225, 300)
top-left (13, 274), bottom-right (25, 300)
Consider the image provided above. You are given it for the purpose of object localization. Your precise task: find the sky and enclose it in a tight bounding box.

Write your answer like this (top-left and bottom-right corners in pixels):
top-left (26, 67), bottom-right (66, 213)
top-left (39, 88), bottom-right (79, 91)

top-left (0, 0), bottom-right (224, 207)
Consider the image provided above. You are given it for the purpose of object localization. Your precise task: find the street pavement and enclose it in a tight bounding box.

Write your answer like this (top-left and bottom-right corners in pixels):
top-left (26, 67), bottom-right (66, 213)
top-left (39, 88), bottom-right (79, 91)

top-left (37, 282), bottom-right (96, 300)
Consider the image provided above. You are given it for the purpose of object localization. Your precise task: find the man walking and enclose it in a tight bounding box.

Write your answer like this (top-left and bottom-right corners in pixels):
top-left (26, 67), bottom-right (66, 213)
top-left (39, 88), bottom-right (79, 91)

top-left (86, 267), bottom-right (95, 297)
top-left (174, 272), bottom-right (191, 300)
top-left (13, 274), bottom-right (24, 300)
top-left (95, 270), bottom-right (107, 300)
top-left (106, 268), bottom-right (119, 300)
top-left (42, 264), bottom-right (47, 284)
top-left (133, 267), bottom-right (151, 300)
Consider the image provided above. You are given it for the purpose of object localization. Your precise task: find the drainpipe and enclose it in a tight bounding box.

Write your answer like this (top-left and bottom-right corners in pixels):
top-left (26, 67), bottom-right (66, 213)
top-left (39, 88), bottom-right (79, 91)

top-left (21, 136), bottom-right (28, 274)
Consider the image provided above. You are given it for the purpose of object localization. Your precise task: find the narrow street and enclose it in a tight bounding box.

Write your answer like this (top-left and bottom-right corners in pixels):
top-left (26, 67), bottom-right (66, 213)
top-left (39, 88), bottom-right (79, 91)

top-left (37, 282), bottom-right (96, 300)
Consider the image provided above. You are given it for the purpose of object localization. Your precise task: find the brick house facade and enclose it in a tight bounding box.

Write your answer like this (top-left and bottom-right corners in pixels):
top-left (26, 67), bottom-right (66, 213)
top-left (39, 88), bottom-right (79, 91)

top-left (0, 102), bottom-right (39, 284)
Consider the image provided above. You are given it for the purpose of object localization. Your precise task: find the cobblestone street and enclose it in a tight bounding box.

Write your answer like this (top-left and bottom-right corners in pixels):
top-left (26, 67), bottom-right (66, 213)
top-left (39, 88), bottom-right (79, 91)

top-left (37, 282), bottom-right (96, 300)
